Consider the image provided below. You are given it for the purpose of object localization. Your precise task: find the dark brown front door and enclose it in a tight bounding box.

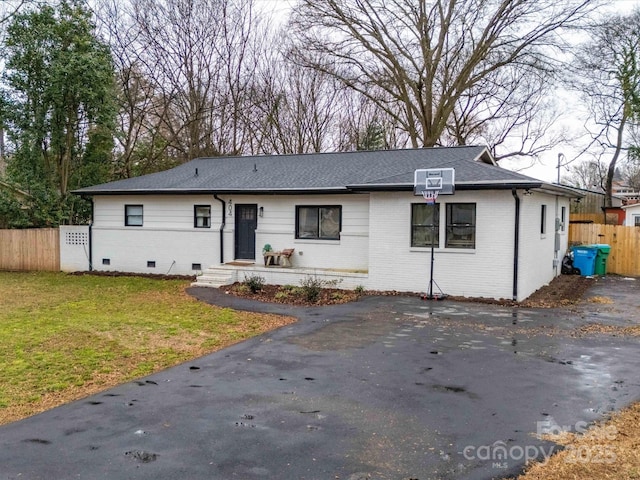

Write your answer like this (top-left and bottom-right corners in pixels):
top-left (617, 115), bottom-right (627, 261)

top-left (235, 204), bottom-right (257, 259)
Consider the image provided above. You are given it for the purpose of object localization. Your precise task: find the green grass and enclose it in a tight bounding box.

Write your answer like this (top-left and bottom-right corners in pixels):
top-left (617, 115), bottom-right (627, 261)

top-left (0, 272), bottom-right (293, 424)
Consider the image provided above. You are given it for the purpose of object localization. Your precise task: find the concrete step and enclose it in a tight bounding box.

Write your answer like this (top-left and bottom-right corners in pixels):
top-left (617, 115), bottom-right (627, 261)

top-left (191, 267), bottom-right (236, 288)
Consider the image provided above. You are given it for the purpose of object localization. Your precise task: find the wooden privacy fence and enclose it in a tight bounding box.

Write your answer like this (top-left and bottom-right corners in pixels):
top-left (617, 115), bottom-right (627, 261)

top-left (0, 228), bottom-right (60, 271)
top-left (569, 223), bottom-right (640, 276)
top-left (569, 213), bottom-right (604, 224)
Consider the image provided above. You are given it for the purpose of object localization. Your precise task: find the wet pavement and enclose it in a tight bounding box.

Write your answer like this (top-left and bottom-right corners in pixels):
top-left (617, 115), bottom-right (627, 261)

top-left (1, 277), bottom-right (639, 479)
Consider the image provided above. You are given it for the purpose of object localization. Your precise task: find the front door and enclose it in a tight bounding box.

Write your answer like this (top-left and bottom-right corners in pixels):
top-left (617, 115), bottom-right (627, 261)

top-left (235, 204), bottom-right (257, 260)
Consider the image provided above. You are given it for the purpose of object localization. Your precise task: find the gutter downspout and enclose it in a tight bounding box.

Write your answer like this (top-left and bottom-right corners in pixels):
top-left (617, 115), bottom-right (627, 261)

top-left (214, 194), bottom-right (225, 264)
top-left (512, 188), bottom-right (520, 301)
top-left (88, 198), bottom-right (94, 271)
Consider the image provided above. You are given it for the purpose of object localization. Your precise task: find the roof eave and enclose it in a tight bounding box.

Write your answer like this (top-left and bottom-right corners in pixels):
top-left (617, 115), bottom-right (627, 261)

top-left (73, 187), bottom-right (353, 196)
top-left (346, 181), bottom-right (545, 192)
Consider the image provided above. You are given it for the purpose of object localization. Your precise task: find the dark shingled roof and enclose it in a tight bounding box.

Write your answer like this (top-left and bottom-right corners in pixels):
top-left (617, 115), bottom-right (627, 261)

top-left (74, 146), bottom-right (563, 195)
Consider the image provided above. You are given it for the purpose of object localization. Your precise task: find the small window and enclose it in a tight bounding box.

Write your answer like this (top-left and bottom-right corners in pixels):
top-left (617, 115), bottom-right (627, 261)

top-left (446, 203), bottom-right (476, 249)
top-left (541, 205), bottom-right (547, 234)
top-left (147, 261), bottom-right (156, 268)
top-left (411, 203), bottom-right (439, 247)
top-left (635, 216), bottom-right (640, 227)
top-left (194, 205), bottom-right (211, 228)
top-left (561, 206), bottom-right (566, 232)
top-left (125, 204), bottom-right (143, 226)
top-left (192, 263), bottom-right (202, 270)
top-left (102, 258), bottom-right (110, 266)
top-left (295, 206), bottom-right (341, 240)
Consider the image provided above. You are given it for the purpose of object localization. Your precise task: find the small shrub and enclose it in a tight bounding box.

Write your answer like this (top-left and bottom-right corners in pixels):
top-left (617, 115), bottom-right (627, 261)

top-left (274, 291), bottom-right (290, 301)
top-left (235, 284), bottom-right (251, 295)
top-left (331, 292), bottom-right (344, 301)
top-left (289, 286), bottom-right (304, 297)
top-left (299, 276), bottom-right (342, 303)
top-left (299, 276), bottom-right (323, 303)
top-left (354, 285), bottom-right (365, 295)
top-left (282, 284), bottom-right (296, 291)
top-left (243, 274), bottom-right (265, 293)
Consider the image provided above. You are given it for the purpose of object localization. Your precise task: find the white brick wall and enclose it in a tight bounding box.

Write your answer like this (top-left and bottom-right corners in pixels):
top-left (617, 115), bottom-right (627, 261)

top-left (517, 194), bottom-right (570, 299)
top-left (368, 190), bottom-right (516, 299)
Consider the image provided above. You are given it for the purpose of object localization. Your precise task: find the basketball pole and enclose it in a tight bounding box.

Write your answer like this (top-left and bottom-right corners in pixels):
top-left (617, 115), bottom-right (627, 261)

top-left (415, 167), bottom-right (454, 301)
top-left (428, 220), bottom-right (435, 299)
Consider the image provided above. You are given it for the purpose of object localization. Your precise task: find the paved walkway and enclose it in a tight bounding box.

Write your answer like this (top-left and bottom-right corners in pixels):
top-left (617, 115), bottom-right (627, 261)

top-left (0, 278), bottom-right (639, 479)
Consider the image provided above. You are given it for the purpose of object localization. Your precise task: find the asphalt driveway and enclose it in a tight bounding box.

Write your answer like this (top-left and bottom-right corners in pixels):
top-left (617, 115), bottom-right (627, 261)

top-left (1, 277), bottom-right (639, 480)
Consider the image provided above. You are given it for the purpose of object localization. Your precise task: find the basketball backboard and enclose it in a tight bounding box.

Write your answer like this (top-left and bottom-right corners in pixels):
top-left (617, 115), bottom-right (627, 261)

top-left (414, 168), bottom-right (455, 195)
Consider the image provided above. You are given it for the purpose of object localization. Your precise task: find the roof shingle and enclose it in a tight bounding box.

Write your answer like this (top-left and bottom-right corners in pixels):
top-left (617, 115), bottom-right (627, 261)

top-left (74, 146), bottom-right (548, 195)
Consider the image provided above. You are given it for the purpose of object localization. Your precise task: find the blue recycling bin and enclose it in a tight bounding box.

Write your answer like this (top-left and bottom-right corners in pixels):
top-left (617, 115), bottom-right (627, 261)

top-left (571, 245), bottom-right (598, 276)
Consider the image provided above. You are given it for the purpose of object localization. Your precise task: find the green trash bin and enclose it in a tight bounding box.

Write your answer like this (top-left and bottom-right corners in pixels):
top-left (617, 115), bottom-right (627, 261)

top-left (591, 244), bottom-right (611, 275)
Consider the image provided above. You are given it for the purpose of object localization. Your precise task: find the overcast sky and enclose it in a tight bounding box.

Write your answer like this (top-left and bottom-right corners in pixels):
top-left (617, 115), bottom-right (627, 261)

top-left (496, 0), bottom-right (640, 183)
top-left (258, 0), bottom-right (640, 183)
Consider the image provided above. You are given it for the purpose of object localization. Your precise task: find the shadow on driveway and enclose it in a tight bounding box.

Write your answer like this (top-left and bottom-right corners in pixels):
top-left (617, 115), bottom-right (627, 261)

top-left (0, 277), bottom-right (639, 480)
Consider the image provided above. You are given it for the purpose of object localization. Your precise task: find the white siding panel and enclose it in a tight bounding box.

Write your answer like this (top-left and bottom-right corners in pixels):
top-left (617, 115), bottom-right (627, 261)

top-left (92, 193), bottom-right (369, 272)
top-left (92, 228), bottom-right (219, 275)
top-left (92, 195), bottom-right (221, 275)
top-left (624, 204), bottom-right (640, 226)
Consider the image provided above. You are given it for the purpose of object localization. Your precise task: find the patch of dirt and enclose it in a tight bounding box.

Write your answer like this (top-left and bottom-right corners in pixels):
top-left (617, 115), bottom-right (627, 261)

top-left (69, 271), bottom-right (196, 281)
top-left (519, 275), bottom-right (595, 308)
top-left (438, 275), bottom-right (595, 308)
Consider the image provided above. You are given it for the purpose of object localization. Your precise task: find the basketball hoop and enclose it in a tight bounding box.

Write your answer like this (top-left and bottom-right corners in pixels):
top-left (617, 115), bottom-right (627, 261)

top-left (422, 190), bottom-right (438, 205)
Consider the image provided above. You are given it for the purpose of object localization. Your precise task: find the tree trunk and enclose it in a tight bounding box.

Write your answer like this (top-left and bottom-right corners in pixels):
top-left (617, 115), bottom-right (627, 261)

top-left (605, 110), bottom-right (628, 208)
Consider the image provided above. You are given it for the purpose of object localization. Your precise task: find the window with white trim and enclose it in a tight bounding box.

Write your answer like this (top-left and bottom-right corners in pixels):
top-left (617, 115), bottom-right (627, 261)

top-left (194, 205), bottom-right (211, 228)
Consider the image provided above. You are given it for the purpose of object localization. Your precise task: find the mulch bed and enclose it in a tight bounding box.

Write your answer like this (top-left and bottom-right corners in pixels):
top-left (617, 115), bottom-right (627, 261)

top-left (224, 274), bottom-right (595, 308)
top-left (224, 283), bottom-right (362, 306)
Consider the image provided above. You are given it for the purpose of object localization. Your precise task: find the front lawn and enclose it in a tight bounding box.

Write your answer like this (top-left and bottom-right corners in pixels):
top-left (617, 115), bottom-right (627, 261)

top-left (0, 272), bottom-right (294, 425)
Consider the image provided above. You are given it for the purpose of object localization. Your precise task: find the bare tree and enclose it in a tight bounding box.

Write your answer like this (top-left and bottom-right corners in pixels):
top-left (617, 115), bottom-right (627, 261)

top-left (572, 9), bottom-right (640, 207)
top-left (288, 0), bottom-right (598, 159)
top-left (562, 160), bottom-right (608, 190)
top-left (249, 46), bottom-right (344, 155)
top-left (96, 0), bottom-right (265, 167)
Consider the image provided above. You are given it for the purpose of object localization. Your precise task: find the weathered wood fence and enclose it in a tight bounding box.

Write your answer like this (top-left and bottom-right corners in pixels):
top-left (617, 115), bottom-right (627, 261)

top-left (569, 223), bottom-right (640, 276)
top-left (569, 213), bottom-right (604, 224)
top-left (0, 228), bottom-right (60, 271)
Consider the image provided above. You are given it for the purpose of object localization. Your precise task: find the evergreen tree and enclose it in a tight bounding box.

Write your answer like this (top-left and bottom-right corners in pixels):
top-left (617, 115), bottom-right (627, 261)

top-left (1, 0), bottom-right (116, 226)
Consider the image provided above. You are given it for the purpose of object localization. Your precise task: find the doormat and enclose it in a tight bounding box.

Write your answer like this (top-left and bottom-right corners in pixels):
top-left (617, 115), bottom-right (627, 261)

top-left (225, 261), bottom-right (255, 266)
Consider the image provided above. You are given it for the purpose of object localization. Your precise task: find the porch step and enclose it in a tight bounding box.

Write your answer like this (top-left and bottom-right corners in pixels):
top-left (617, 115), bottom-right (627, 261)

top-left (191, 266), bottom-right (236, 288)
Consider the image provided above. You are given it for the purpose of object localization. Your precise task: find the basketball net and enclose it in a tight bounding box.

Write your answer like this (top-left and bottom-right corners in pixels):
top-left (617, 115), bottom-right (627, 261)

top-left (422, 190), bottom-right (439, 205)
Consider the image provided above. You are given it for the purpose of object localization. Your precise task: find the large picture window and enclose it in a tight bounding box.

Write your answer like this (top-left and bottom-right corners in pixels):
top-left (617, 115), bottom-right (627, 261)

top-left (296, 206), bottom-right (341, 240)
top-left (411, 203), bottom-right (439, 247)
top-left (446, 203), bottom-right (475, 249)
top-left (194, 205), bottom-right (211, 228)
top-left (125, 204), bottom-right (143, 226)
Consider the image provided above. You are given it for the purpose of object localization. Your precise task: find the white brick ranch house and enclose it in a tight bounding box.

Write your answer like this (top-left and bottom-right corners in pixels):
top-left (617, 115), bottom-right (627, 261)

top-left (71, 146), bottom-right (580, 301)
